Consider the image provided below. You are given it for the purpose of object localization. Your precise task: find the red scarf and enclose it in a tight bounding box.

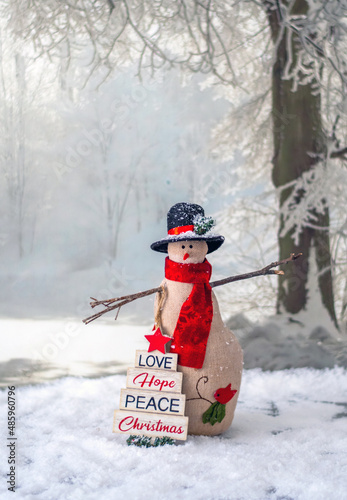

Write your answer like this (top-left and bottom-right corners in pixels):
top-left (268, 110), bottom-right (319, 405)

top-left (165, 257), bottom-right (213, 369)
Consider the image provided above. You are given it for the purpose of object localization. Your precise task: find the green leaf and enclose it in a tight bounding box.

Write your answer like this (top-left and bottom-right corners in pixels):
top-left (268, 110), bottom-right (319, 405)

top-left (217, 403), bottom-right (226, 423)
top-left (202, 402), bottom-right (227, 426)
top-left (209, 402), bottom-right (220, 426)
top-left (202, 402), bottom-right (218, 424)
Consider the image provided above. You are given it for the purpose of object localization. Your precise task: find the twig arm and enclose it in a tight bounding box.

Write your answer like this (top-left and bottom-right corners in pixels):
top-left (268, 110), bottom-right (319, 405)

top-left (82, 286), bottom-right (161, 325)
top-left (210, 253), bottom-right (302, 288)
top-left (89, 286), bottom-right (162, 308)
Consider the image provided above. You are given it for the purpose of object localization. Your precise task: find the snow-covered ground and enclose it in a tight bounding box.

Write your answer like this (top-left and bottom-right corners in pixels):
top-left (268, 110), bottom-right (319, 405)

top-left (1, 368), bottom-right (347, 500)
top-left (1, 316), bottom-right (346, 390)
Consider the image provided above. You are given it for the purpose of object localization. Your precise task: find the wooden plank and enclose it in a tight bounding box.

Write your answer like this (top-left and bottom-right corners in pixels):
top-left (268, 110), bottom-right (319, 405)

top-left (120, 388), bottom-right (186, 415)
top-left (134, 350), bottom-right (177, 371)
top-left (113, 410), bottom-right (188, 441)
top-left (127, 368), bottom-right (182, 393)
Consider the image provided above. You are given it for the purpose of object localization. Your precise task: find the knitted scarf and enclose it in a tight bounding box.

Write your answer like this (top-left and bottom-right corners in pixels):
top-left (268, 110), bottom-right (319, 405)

top-left (165, 257), bottom-right (213, 369)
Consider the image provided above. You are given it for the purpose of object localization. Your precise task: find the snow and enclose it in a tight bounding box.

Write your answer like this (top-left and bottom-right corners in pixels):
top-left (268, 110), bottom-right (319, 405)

top-left (226, 314), bottom-right (347, 371)
top-left (1, 368), bottom-right (347, 499)
top-left (242, 324), bottom-right (347, 370)
top-left (0, 319), bottom-right (150, 386)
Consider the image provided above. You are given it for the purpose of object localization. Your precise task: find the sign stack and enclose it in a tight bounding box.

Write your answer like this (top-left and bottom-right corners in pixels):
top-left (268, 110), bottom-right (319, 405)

top-left (113, 349), bottom-right (189, 442)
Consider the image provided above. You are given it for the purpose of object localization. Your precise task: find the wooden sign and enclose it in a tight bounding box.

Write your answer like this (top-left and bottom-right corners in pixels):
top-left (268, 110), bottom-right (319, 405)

top-left (120, 388), bottom-right (186, 415)
top-left (113, 340), bottom-right (189, 443)
top-left (113, 410), bottom-right (188, 441)
top-left (135, 350), bottom-right (177, 371)
top-left (126, 367), bottom-right (182, 393)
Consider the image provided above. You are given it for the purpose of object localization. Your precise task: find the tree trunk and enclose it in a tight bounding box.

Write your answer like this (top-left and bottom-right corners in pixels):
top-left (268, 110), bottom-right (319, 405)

top-left (264, 0), bottom-right (338, 327)
top-left (15, 53), bottom-right (26, 259)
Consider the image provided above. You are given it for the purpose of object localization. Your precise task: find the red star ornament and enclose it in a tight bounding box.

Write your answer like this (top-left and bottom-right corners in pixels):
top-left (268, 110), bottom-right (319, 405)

top-left (145, 327), bottom-right (171, 354)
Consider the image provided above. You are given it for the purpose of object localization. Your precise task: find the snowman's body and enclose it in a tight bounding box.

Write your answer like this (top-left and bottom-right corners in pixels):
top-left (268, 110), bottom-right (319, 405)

top-left (155, 240), bottom-right (243, 436)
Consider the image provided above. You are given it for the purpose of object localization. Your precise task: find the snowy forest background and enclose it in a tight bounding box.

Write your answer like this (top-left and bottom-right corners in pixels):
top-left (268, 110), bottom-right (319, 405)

top-left (1, 1), bottom-right (347, 379)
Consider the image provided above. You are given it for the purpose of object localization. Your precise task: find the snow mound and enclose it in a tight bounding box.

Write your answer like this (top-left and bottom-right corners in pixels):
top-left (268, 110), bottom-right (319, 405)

top-left (1, 368), bottom-right (347, 499)
top-left (226, 314), bottom-right (347, 370)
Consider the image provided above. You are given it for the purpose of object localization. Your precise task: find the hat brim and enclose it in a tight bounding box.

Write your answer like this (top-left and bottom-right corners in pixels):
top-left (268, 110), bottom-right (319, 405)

top-left (150, 233), bottom-right (225, 254)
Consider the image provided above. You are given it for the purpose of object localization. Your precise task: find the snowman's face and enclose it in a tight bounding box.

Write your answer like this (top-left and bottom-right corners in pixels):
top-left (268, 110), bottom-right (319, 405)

top-left (168, 240), bottom-right (208, 264)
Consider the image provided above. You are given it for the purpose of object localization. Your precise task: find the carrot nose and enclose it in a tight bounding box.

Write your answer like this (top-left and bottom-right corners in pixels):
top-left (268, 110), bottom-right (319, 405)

top-left (183, 253), bottom-right (189, 261)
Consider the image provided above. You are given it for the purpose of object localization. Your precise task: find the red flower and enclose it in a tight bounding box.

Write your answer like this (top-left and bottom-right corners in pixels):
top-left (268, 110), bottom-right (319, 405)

top-left (214, 384), bottom-right (237, 404)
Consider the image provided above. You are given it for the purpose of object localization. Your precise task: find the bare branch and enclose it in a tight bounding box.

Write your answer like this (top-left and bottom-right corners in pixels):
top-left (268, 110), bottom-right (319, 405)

top-left (330, 147), bottom-right (347, 160)
top-left (83, 286), bottom-right (162, 324)
top-left (107, 0), bottom-right (115, 13)
top-left (210, 252), bottom-right (302, 288)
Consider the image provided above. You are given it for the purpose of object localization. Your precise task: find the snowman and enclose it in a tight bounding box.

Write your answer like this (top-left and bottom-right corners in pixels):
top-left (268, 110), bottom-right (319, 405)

top-left (151, 202), bottom-right (243, 436)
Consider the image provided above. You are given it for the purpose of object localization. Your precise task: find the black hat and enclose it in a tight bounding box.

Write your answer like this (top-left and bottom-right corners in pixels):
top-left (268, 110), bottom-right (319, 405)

top-left (150, 202), bottom-right (225, 254)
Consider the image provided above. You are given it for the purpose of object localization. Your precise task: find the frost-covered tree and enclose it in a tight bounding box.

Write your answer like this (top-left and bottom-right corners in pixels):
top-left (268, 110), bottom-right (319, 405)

top-left (0, 25), bottom-right (61, 258)
top-left (0, 49), bottom-right (26, 258)
top-left (2, 0), bottom-right (347, 327)
top-left (263, 0), bottom-right (347, 328)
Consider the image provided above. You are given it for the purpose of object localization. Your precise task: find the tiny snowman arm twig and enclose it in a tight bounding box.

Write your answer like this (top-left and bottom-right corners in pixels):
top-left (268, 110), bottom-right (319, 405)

top-left (82, 253), bottom-right (302, 324)
top-left (82, 286), bottom-right (162, 325)
top-left (210, 252), bottom-right (302, 288)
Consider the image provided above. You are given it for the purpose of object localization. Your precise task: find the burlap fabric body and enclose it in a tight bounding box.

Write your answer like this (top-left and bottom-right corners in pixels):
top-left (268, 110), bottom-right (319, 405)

top-left (156, 278), bottom-right (243, 436)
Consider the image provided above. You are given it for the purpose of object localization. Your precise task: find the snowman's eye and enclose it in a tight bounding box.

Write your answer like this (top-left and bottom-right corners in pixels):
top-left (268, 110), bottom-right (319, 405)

top-left (182, 245), bottom-right (185, 249)
top-left (189, 245), bottom-right (193, 248)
